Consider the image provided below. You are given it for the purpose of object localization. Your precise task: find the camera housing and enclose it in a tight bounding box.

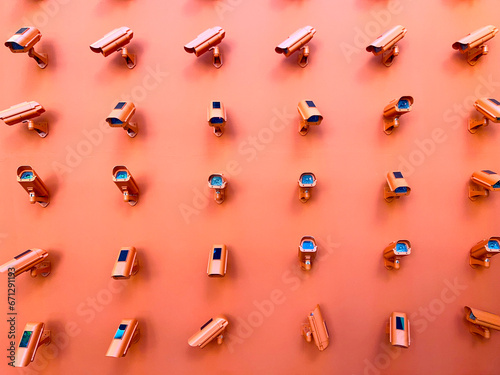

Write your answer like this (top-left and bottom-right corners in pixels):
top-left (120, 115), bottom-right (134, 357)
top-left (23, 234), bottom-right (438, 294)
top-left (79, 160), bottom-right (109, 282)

top-left (0, 101), bottom-right (48, 137)
top-left (275, 26), bottom-right (316, 67)
top-left (90, 27), bottom-right (136, 69)
top-left (387, 312), bottom-right (410, 347)
top-left (366, 25), bottom-right (407, 66)
top-left (5, 27), bottom-right (48, 69)
top-left (298, 172), bottom-right (317, 203)
top-left (207, 244), bottom-right (228, 277)
top-left (188, 315), bottom-right (229, 348)
top-left (106, 102), bottom-right (138, 138)
top-left (207, 101), bottom-right (227, 137)
top-left (111, 247), bottom-right (139, 279)
top-left (106, 319), bottom-right (140, 357)
top-left (301, 304), bottom-right (329, 351)
top-left (452, 25), bottom-right (498, 66)
top-left (0, 249), bottom-right (50, 277)
top-left (208, 173), bottom-right (227, 204)
top-left (184, 26), bottom-right (225, 68)
top-left (298, 236), bottom-right (317, 271)
top-left (469, 237), bottom-right (500, 269)
top-left (468, 98), bottom-right (500, 133)
top-left (469, 169), bottom-right (500, 200)
top-left (464, 306), bottom-right (500, 339)
top-left (112, 166), bottom-right (139, 206)
top-left (383, 96), bottom-right (414, 135)
top-left (17, 166), bottom-right (50, 207)
top-left (384, 171), bottom-right (411, 202)
top-left (15, 322), bottom-right (51, 367)
top-left (383, 240), bottom-right (411, 270)
top-left (297, 100), bottom-right (322, 135)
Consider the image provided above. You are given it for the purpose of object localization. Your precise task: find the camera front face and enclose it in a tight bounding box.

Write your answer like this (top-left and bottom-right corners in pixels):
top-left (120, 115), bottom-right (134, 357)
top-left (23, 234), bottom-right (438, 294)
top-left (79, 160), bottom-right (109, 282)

top-left (394, 241), bottom-right (410, 255)
top-left (208, 174), bottom-right (225, 188)
top-left (299, 173), bottom-right (316, 187)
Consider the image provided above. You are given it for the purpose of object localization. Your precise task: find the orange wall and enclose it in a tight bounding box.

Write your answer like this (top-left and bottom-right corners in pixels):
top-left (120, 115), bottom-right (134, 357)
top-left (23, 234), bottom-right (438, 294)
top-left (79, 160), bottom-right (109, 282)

top-left (1, 0), bottom-right (500, 374)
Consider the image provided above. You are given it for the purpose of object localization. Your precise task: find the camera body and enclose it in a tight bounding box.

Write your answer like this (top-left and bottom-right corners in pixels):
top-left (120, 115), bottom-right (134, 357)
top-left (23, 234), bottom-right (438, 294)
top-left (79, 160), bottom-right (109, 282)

top-left (297, 100), bottom-right (322, 135)
top-left (469, 98), bottom-right (500, 133)
top-left (0, 249), bottom-right (50, 277)
top-left (90, 27), bottom-right (136, 68)
top-left (301, 304), bottom-right (329, 351)
top-left (464, 306), bottom-right (500, 339)
top-left (17, 166), bottom-right (50, 207)
top-left (207, 245), bottom-right (228, 277)
top-left (298, 236), bottom-right (317, 271)
top-left (384, 171), bottom-right (411, 202)
top-left (452, 25), bottom-right (498, 65)
top-left (383, 240), bottom-right (411, 270)
top-left (366, 25), bottom-right (407, 66)
top-left (275, 26), bottom-right (316, 67)
top-left (188, 315), bottom-right (229, 348)
top-left (383, 96), bottom-right (413, 135)
top-left (469, 169), bottom-right (500, 200)
top-left (111, 247), bottom-right (139, 279)
top-left (106, 319), bottom-right (140, 357)
top-left (298, 172), bottom-right (317, 203)
top-left (469, 237), bottom-right (500, 269)
top-left (0, 101), bottom-right (48, 137)
top-left (207, 101), bottom-right (227, 137)
top-left (184, 27), bottom-right (225, 68)
top-left (15, 322), bottom-right (51, 367)
top-left (5, 27), bottom-right (48, 68)
top-left (112, 166), bottom-right (140, 206)
top-left (388, 312), bottom-right (410, 348)
top-left (106, 101), bottom-right (138, 138)
top-left (208, 173), bottom-right (227, 204)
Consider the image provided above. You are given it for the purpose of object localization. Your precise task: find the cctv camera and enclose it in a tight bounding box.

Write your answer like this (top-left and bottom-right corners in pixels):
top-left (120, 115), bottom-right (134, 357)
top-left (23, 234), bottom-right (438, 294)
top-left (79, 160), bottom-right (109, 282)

top-left (112, 247), bottom-right (139, 279)
top-left (15, 322), bottom-right (51, 367)
top-left (301, 304), bottom-right (329, 351)
top-left (106, 319), bottom-right (140, 357)
top-left (0, 101), bottom-right (48, 137)
top-left (383, 96), bottom-right (414, 135)
top-left (17, 166), bottom-right (50, 207)
top-left (0, 249), bottom-right (50, 277)
top-left (275, 26), bottom-right (316, 67)
top-left (366, 25), bottom-right (407, 67)
top-left (469, 169), bottom-right (500, 200)
top-left (464, 306), bottom-right (500, 339)
top-left (188, 315), bottom-right (229, 348)
top-left (184, 26), bottom-right (225, 68)
top-left (387, 312), bottom-right (410, 347)
top-left (90, 27), bottom-right (136, 69)
top-left (112, 166), bottom-right (139, 206)
top-left (106, 102), bottom-right (138, 137)
top-left (469, 237), bottom-right (500, 269)
top-left (383, 240), bottom-right (411, 270)
top-left (208, 173), bottom-right (227, 204)
top-left (297, 100), bottom-right (322, 135)
top-left (4, 27), bottom-right (48, 69)
top-left (207, 245), bottom-right (228, 277)
top-left (384, 171), bottom-right (410, 202)
top-left (298, 236), bottom-right (317, 271)
top-left (298, 172), bottom-right (316, 203)
top-left (452, 25), bottom-right (498, 66)
top-left (469, 98), bottom-right (500, 133)
top-left (207, 101), bottom-right (227, 137)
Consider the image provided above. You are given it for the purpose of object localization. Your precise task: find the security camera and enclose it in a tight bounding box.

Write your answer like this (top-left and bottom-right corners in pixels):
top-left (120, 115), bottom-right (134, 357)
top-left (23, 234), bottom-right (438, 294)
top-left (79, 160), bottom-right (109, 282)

top-left (106, 102), bottom-right (138, 138)
top-left (383, 240), bottom-right (411, 270)
top-left (188, 315), bottom-right (229, 348)
top-left (208, 173), bottom-right (227, 204)
top-left (298, 172), bottom-right (316, 203)
top-left (184, 26), bottom-right (225, 68)
top-left (297, 100), bottom-right (323, 135)
top-left (112, 166), bottom-right (139, 206)
top-left (301, 304), bottom-right (329, 351)
top-left (207, 245), bottom-right (228, 277)
top-left (469, 237), bottom-right (500, 269)
top-left (452, 25), bottom-right (498, 66)
top-left (4, 27), bottom-right (48, 69)
top-left (111, 247), bottom-right (139, 279)
top-left (298, 236), bottom-right (317, 271)
top-left (275, 26), bottom-right (316, 67)
top-left (106, 319), bottom-right (140, 357)
top-left (15, 322), bottom-right (51, 367)
top-left (17, 166), bottom-right (50, 207)
top-left (464, 306), bottom-right (500, 339)
top-left (383, 96), bottom-right (414, 135)
top-left (469, 169), bottom-right (500, 201)
top-left (207, 101), bottom-right (227, 137)
top-left (366, 25), bottom-right (407, 67)
top-left (384, 171), bottom-right (410, 202)
top-left (0, 101), bottom-right (48, 137)
top-left (387, 312), bottom-right (410, 347)
top-left (468, 98), bottom-right (500, 133)
top-left (0, 249), bottom-right (50, 277)
top-left (90, 27), bottom-right (136, 69)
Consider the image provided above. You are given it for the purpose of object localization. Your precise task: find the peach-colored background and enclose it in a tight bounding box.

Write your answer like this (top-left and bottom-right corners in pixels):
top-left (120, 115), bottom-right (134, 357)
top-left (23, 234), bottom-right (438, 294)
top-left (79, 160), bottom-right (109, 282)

top-left (1, 0), bottom-right (500, 374)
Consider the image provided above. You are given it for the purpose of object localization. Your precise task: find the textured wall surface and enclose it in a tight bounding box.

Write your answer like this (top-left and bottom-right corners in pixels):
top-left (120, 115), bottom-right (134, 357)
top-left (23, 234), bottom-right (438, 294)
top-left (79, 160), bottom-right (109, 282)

top-left (0, 0), bottom-right (499, 374)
